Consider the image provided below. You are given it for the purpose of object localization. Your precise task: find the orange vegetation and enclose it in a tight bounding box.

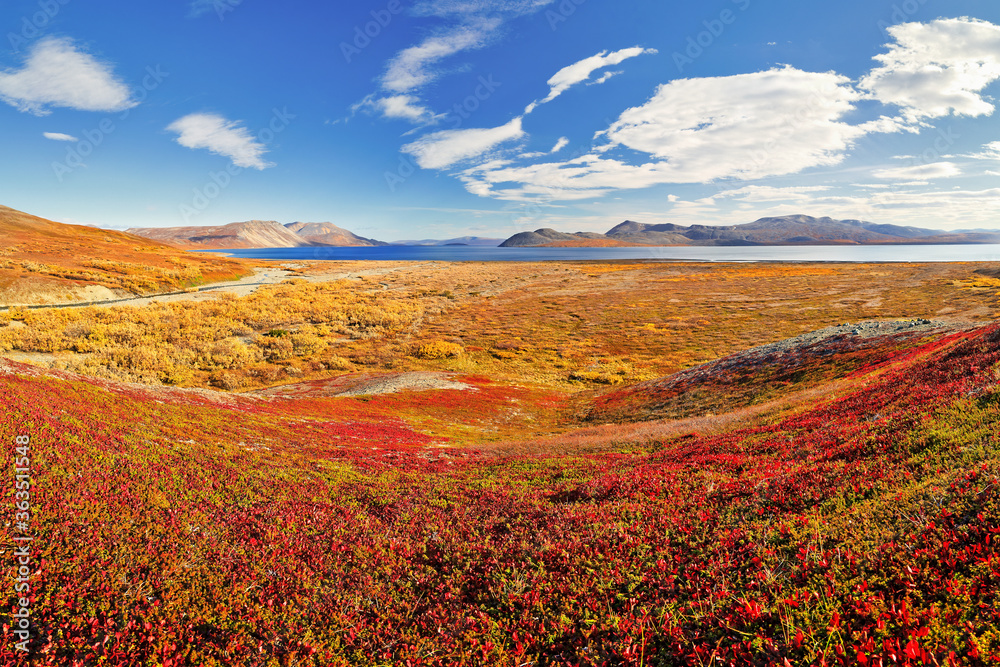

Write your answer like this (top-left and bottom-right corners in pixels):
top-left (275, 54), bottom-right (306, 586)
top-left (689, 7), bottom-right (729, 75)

top-left (0, 205), bottom-right (246, 303)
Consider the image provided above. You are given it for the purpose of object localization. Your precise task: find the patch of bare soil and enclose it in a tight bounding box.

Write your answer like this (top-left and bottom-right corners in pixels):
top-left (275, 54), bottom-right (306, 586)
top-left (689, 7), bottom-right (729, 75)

top-left (251, 371), bottom-right (473, 398)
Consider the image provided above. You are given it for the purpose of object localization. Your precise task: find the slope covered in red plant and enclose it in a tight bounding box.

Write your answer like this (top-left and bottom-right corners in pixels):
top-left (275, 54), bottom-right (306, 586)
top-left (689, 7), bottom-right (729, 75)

top-left (2, 321), bottom-right (1000, 665)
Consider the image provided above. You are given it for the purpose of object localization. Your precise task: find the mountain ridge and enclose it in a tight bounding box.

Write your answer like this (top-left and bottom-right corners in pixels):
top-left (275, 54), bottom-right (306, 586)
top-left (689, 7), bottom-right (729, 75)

top-left (501, 215), bottom-right (1000, 247)
top-left (127, 220), bottom-right (386, 249)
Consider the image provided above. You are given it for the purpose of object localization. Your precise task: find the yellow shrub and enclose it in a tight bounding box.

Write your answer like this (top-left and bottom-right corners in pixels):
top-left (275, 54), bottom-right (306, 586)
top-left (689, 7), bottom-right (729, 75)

top-left (416, 341), bottom-right (465, 359)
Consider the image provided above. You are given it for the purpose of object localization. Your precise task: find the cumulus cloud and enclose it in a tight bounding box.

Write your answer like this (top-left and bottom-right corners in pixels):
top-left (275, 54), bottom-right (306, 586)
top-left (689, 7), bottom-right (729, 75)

top-left (0, 37), bottom-right (135, 115)
top-left (860, 18), bottom-right (1000, 121)
top-left (166, 113), bottom-right (273, 170)
top-left (402, 116), bottom-right (524, 169)
top-left (524, 47), bottom-right (655, 113)
top-left (550, 136), bottom-right (569, 153)
top-left (873, 162), bottom-right (962, 180)
top-left (462, 67), bottom-right (876, 201)
top-left (43, 132), bottom-right (78, 142)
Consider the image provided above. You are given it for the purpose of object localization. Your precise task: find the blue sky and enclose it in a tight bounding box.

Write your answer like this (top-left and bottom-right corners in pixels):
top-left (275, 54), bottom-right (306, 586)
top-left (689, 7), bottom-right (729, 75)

top-left (0, 0), bottom-right (998, 241)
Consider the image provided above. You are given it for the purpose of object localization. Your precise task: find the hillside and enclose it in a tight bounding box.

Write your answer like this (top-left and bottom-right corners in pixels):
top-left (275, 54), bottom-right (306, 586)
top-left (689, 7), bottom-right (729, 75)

top-left (284, 222), bottom-right (385, 247)
top-left (502, 215), bottom-right (1000, 247)
top-left (0, 205), bottom-right (245, 306)
top-left (3, 314), bottom-right (1000, 664)
top-left (127, 220), bottom-right (314, 249)
top-left (127, 220), bottom-right (387, 249)
top-left (500, 227), bottom-right (632, 247)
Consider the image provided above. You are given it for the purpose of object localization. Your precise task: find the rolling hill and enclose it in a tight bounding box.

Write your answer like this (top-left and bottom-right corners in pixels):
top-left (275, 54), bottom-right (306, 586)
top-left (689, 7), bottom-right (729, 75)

top-left (501, 215), bottom-right (1000, 247)
top-left (0, 205), bottom-right (245, 306)
top-left (3, 315), bottom-right (1000, 664)
top-left (127, 220), bottom-right (386, 249)
top-left (284, 222), bottom-right (385, 247)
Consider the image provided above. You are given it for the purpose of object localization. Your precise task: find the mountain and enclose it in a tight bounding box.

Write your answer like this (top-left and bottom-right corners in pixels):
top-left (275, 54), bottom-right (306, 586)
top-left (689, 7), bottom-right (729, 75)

top-left (501, 215), bottom-right (1000, 247)
top-left (127, 220), bottom-right (311, 249)
top-left (499, 228), bottom-right (630, 247)
top-left (0, 205), bottom-right (244, 305)
top-left (127, 220), bottom-right (386, 249)
top-left (389, 236), bottom-right (504, 247)
top-left (284, 222), bottom-right (385, 247)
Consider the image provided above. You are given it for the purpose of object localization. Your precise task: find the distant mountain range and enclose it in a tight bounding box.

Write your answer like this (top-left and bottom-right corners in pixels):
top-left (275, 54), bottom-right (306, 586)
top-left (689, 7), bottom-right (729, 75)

top-left (500, 215), bottom-right (1000, 247)
top-left (126, 221), bottom-right (506, 248)
top-left (388, 236), bottom-right (504, 247)
top-left (126, 220), bottom-right (386, 249)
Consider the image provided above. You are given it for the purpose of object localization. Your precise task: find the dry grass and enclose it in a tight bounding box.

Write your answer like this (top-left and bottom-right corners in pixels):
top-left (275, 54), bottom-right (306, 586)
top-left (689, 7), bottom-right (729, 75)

top-left (3, 259), bottom-right (999, 415)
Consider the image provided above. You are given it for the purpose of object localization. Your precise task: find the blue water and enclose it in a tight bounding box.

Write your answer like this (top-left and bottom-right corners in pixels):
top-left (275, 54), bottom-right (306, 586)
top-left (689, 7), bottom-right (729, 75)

top-left (200, 244), bottom-right (1000, 263)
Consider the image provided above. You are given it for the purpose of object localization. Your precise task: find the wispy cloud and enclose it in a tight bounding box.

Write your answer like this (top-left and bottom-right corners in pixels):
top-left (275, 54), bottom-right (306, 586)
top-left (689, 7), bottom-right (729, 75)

top-left (860, 18), bottom-right (1000, 122)
top-left (0, 37), bottom-right (135, 115)
top-left (188, 0), bottom-right (240, 18)
top-left (382, 19), bottom-right (501, 95)
top-left (873, 162), bottom-right (962, 180)
top-left (166, 113), bottom-right (273, 169)
top-left (43, 132), bottom-right (78, 142)
top-left (402, 116), bottom-right (524, 169)
top-left (966, 141), bottom-right (1000, 160)
top-left (524, 47), bottom-right (657, 113)
top-left (550, 137), bottom-right (569, 153)
top-left (360, 0), bottom-right (554, 124)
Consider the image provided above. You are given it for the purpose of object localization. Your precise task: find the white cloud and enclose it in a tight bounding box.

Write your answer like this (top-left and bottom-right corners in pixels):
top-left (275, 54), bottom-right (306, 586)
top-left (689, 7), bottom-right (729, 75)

top-left (717, 185), bottom-right (833, 202)
top-left (364, 1), bottom-right (555, 124)
top-left (166, 113), bottom-right (273, 170)
top-left (462, 67), bottom-right (880, 201)
top-left (524, 47), bottom-right (656, 113)
top-left (382, 19), bottom-right (500, 94)
top-left (402, 116), bottom-right (524, 169)
top-left (0, 37), bottom-right (135, 115)
top-left (967, 141), bottom-right (1000, 160)
top-left (589, 71), bottom-right (622, 86)
top-left (873, 162), bottom-right (962, 180)
top-left (601, 67), bottom-right (868, 179)
top-left (550, 136), bottom-right (569, 153)
top-left (43, 132), bottom-right (78, 142)
top-left (860, 18), bottom-right (1000, 121)
top-left (412, 0), bottom-right (554, 17)
top-left (375, 95), bottom-right (442, 124)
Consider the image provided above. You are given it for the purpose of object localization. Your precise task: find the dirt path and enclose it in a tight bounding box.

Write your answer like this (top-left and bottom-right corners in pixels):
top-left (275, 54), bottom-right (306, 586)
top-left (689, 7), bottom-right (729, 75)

top-left (0, 263), bottom-right (439, 311)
